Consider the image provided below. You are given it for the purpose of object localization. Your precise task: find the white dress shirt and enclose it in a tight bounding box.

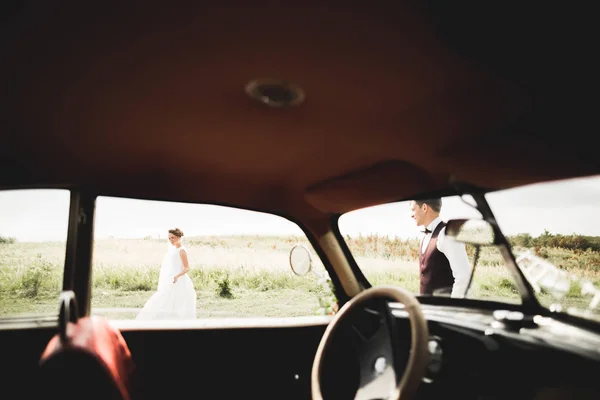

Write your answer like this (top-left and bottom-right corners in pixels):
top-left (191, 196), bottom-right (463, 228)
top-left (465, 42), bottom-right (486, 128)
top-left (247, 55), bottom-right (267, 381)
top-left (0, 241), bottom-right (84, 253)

top-left (421, 217), bottom-right (471, 298)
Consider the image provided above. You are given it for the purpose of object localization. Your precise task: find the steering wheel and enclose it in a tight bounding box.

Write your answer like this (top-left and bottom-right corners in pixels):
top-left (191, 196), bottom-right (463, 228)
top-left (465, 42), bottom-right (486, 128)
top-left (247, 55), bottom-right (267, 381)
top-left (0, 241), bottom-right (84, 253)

top-left (311, 286), bottom-right (430, 400)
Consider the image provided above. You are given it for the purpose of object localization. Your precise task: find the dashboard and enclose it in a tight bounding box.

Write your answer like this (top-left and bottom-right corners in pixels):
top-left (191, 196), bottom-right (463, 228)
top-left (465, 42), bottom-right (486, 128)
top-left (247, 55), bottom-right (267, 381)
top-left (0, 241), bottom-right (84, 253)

top-left (385, 303), bottom-right (599, 399)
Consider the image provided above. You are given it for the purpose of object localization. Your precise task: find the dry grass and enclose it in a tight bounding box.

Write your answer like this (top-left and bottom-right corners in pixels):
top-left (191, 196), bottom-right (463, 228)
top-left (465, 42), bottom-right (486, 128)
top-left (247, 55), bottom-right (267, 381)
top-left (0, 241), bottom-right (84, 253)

top-left (1, 235), bottom-right (598, 319)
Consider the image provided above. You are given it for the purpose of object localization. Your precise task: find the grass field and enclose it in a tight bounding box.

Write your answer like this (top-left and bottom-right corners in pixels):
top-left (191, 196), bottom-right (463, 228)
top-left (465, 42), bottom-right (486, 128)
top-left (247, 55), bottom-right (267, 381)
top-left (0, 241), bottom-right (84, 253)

top-left (1, 235), bottom-right (599, 320)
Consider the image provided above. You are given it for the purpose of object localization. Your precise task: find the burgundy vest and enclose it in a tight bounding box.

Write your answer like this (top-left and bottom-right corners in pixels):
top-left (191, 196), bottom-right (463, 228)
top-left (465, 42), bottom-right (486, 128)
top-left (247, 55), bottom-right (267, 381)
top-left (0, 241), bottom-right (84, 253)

top-left (419, 221), bottom-right (454, 295)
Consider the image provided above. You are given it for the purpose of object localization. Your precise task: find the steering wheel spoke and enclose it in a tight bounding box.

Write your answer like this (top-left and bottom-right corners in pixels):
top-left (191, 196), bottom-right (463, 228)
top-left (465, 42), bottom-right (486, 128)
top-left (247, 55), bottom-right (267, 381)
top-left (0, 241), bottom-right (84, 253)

top-left (312, 286), bottom-right (429, 400)
top-left (353, 318), bottom-right (398, 400)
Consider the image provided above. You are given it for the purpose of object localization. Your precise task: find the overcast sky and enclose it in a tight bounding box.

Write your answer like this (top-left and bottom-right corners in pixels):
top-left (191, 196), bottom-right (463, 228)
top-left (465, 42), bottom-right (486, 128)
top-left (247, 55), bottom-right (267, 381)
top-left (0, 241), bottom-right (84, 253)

top-left (1, 175), bottom-right (599, 242)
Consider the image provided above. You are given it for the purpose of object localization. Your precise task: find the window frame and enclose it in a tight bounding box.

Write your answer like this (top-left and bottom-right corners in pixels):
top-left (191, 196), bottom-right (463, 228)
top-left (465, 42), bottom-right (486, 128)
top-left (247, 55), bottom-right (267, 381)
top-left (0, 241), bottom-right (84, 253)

top-left (331, 195), bottom-right (544, 314)
top-left (0, 186), bottom-right (355, 326)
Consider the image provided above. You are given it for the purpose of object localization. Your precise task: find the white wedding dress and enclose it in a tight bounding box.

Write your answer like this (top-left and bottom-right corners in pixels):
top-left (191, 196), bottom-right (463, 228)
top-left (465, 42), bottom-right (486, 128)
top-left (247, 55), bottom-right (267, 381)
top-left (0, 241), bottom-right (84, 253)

top-left (136, 244), bottom-right (197, 320)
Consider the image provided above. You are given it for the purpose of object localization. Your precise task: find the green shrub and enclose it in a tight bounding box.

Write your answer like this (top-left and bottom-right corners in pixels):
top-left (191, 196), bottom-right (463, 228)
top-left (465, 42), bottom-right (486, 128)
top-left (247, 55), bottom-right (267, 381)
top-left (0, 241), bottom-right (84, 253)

top-left (0, 236), bottom-right (16, 245)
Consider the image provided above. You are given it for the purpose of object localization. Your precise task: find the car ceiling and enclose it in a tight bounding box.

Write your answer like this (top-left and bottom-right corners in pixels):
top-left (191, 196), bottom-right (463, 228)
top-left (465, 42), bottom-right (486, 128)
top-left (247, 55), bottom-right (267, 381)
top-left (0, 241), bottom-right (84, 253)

top-left (0, 0), bottom-right (597, 223)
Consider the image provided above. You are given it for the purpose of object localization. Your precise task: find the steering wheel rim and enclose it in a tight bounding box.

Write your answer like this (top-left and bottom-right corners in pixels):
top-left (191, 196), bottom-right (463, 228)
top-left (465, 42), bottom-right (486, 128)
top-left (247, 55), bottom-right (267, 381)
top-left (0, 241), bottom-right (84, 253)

top-left (311, 286), bottom-right (430, 400)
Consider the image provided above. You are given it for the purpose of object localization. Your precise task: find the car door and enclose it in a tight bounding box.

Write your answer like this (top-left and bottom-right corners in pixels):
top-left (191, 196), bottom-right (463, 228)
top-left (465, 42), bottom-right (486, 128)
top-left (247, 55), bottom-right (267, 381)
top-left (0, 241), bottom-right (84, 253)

top-left (0, 189), bottom-right (338, 399)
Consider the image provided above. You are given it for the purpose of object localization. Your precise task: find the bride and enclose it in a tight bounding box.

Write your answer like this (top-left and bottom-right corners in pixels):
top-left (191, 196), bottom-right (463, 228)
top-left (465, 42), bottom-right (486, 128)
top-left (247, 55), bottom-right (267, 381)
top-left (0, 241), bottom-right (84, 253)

top-left (136, 228), bottom-right (197, 320)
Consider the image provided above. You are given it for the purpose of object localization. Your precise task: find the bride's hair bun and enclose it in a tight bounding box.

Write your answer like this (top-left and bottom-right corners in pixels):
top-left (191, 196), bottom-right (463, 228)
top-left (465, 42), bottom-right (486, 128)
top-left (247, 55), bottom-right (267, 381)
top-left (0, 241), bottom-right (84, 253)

top-left (168, 228), bottom-right (184, 237)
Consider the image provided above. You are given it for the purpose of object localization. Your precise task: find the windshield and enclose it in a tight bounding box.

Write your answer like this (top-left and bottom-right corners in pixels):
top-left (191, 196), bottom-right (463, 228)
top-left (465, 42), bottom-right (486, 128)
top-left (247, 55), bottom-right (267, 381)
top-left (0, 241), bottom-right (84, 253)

top-left (337, 175), bottom-right (600, 323)
top-left (338, 194), bottom-right (522, 304)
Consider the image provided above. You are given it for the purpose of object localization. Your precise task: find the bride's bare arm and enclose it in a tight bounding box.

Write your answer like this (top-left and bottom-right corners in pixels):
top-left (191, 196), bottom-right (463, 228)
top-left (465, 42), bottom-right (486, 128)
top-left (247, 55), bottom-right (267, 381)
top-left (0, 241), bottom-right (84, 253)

top-left (173, 249), bottom-right (190, 281)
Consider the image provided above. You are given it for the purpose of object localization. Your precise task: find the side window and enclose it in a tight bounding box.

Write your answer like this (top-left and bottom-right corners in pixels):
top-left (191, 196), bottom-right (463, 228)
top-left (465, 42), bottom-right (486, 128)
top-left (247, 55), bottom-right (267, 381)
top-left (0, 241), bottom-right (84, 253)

top-left (91, 196), bottom-right (334, 320)
top-left (0, 189), bottom-right (70, 319)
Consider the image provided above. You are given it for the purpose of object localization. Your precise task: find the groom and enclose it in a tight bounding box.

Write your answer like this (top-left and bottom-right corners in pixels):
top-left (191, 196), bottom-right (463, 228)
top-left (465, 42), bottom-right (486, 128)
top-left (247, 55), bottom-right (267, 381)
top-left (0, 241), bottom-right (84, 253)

top-left (409, 198), bottom-right (471, 297)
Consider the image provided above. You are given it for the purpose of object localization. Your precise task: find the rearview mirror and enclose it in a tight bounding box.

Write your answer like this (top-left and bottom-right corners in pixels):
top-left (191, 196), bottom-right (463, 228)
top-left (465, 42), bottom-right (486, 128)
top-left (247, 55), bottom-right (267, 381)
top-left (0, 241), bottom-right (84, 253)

top-left (289, 244), bottom-right (312, 276)
top-left (445, 219), bottom-right (495, 246)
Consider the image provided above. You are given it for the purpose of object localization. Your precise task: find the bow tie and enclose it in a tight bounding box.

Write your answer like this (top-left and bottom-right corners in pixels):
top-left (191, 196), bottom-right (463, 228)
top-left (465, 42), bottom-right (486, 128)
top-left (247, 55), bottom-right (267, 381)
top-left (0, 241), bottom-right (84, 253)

top-left (422, 228), bottom-right (432, 234)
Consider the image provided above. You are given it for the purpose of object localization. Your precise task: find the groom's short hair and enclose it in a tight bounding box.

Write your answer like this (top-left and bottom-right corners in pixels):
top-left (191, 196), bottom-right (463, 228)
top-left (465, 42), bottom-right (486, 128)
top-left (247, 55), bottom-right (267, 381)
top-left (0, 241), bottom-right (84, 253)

top-left (414, 198), bottom-right (442, 213)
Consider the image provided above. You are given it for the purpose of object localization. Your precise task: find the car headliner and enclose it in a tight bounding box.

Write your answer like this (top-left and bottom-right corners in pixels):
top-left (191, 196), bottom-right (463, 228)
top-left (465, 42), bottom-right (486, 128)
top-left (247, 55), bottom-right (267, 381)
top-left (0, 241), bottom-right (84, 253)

top-left (1, 1), bottom-right (597, 230)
